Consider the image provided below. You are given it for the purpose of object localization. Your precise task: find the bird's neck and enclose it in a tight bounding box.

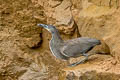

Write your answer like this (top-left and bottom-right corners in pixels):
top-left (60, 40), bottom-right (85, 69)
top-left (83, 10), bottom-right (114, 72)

top-left (51, 31), bottom-right (63, 43)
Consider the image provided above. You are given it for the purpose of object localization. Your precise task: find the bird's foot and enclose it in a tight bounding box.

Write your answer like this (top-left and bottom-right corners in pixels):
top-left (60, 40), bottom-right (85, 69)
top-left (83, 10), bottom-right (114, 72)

top-left (67, 59), bottom-right (86, 67)
top-left (68, 62), bottom-right (82, 67)
top-left (67, 54), bottom-right (88, 67)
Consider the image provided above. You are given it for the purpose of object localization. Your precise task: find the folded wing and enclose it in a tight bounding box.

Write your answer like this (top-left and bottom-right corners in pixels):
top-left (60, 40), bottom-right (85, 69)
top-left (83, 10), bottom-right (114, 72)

top-left (60, 37), bottom-right (100, 58)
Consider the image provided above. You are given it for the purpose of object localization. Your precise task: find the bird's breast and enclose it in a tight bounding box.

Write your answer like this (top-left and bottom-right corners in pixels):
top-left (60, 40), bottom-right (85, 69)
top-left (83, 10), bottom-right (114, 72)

top-left (49, 40), bottom-right (69, 60)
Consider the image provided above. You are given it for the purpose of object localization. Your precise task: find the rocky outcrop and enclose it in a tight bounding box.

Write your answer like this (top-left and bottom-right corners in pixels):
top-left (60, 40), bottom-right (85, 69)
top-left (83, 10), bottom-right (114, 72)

top-left (0, 0), bottom-right (120, 80)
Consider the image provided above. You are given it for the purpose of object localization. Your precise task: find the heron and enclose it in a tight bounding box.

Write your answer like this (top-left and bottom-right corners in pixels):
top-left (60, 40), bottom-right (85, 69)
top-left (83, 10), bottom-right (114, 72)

top-left (37, 24), bottom-right (101, 67)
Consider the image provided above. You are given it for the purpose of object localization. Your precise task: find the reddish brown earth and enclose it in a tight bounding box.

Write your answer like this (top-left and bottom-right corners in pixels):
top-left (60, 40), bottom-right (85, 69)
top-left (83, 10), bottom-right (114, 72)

top-left (0, 0), bottom-right (120, 80)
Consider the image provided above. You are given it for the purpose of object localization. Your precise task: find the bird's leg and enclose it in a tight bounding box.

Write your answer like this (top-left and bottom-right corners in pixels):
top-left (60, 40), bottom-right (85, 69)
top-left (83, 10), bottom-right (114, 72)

top-left (68, 53), bottom-right (91, 67)
top-left (68, 53), bottom-right (96, 67)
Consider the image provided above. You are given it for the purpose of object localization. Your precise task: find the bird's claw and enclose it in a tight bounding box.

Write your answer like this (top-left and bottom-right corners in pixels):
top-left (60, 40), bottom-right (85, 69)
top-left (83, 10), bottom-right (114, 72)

top-left (67, 56), bottom-right (88, 67)
top-left (68, 63), bottom-right (77, 67)
top-left (68, 61), bottom-right (84, 67)
top-left (68, 64), bottom-right (78, 67)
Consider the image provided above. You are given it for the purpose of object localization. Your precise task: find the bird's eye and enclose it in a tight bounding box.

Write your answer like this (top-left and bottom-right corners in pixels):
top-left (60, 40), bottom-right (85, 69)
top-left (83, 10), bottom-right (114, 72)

top-left (46, 25), bottom-right (49, 28)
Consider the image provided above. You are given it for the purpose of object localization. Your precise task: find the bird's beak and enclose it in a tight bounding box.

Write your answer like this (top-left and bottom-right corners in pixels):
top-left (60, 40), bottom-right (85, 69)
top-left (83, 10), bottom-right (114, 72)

top-left (37, 24), bottom-right (48, 28)
top-left (37, 24), bottom-right (50, 32)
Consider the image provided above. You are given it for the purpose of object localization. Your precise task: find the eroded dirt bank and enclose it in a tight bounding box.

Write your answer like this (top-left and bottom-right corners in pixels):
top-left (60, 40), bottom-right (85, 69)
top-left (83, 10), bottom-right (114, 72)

top-left (0, 0), bottom-right (120, 80)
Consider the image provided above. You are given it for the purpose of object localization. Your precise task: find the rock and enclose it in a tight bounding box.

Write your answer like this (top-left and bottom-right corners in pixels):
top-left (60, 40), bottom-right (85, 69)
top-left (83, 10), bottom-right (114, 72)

top-left (0, 0), bottom-right (63, 79)
top-left (71, 0), bottom-right (120, 63)
top-left (1, 0), bottom-right (120, 79)
top-left (62, 54), bottom-right (120, 80)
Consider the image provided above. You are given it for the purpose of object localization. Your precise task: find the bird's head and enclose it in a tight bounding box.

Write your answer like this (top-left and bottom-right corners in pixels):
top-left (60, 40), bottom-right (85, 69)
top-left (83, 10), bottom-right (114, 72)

top-left (37, 24), bottom-right (57, 34)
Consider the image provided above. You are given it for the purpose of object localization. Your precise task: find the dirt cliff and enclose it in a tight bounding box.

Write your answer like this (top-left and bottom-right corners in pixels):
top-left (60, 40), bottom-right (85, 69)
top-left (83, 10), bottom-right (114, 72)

top-left (0, 0), bottom-right (120, 80)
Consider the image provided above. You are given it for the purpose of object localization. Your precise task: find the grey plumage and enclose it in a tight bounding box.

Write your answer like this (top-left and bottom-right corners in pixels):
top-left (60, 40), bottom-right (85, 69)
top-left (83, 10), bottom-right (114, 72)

top-left (37, 24), bottom-right (101, 66)
top-left (61, 37), bottom-right (100, 58)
